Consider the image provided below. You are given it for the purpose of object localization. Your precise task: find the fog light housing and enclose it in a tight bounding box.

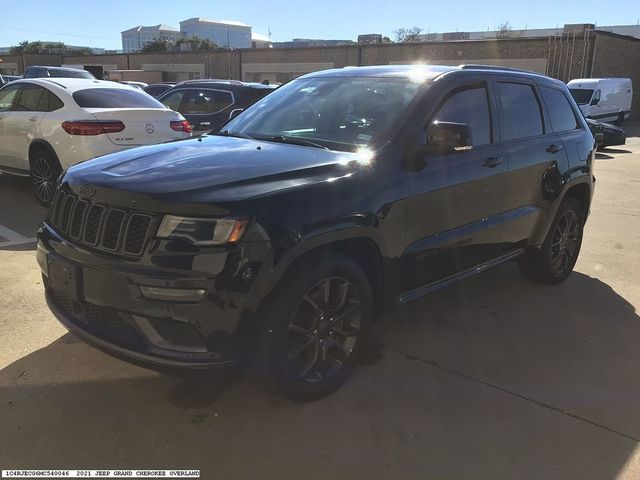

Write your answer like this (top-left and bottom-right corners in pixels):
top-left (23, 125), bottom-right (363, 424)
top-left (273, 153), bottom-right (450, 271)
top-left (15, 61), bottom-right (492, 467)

top-left (139, 286), bottom-right (207, 302)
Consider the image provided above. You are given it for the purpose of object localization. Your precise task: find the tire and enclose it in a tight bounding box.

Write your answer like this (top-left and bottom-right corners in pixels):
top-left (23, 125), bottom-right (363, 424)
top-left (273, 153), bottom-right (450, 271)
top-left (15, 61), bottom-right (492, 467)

top-left (519, 197), bottom-right (584, 285)
top-left (615, 112), bottom-right (625, 126)
top-left (30, 149), bottom-right (61, 207)
top-left (260, 254), bottom-right (373, 401)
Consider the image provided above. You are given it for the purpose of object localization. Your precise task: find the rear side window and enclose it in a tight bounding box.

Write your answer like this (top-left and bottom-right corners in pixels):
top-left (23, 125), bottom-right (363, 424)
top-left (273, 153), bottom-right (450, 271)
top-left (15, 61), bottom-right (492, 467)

top-left (160, 90), bottom-right (185, 111)
top-left (0, 84), bottom-right (20, 111)
top-left (540, 87), bottom-right (579, 132)
top-left (431, 85), bottom-right (492, 146)
top-left (180, 89), bottom-right (234, 114)
top-left (497, 82), bottom-right (544, 141)
top-left (72, 88), bottom-right (165, 108)
top-left (13, 84), bottom-right (45, 111)
top-left (37, 89), bottom-right (64, 112)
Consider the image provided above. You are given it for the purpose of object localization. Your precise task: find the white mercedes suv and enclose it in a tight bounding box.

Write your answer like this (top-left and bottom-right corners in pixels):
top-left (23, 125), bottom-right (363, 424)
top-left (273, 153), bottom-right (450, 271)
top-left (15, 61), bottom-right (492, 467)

top-left (0, 78), bottom-right (192, 205)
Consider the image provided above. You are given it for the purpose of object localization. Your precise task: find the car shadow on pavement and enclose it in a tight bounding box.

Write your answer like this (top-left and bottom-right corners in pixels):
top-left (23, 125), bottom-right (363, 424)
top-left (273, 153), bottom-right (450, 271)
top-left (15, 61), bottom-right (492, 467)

top-left (1, 265), bottom-right (639, 478)
top-left (0, 173), bottom-right (46, 250)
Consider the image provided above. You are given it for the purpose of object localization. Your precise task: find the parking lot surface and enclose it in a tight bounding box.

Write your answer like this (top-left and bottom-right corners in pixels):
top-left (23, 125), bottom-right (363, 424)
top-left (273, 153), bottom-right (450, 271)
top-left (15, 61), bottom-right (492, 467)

top-left (1, 125), bottom-right (640, 479)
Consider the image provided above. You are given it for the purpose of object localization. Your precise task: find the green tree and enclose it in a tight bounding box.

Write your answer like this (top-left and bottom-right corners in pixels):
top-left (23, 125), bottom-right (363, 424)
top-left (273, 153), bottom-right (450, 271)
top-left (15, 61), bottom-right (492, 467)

top-left (176, 36), bottom-right (218, 51)
top-left (142, 38), bottom-right (170, 52)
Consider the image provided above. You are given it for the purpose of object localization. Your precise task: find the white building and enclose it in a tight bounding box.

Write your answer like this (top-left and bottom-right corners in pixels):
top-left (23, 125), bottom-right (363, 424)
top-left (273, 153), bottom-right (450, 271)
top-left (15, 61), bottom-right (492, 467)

top-left (121, 24), bottom-right (181, 53)
top-left (179, 18), bottom-right (251, 49)
top-left (251, 33), bottom-right (272, 49)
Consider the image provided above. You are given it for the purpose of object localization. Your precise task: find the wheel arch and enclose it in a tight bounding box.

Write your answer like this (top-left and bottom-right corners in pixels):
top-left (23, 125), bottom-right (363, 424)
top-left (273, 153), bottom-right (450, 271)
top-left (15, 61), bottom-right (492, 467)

top-left (29, 139), bottom-right (62, 171)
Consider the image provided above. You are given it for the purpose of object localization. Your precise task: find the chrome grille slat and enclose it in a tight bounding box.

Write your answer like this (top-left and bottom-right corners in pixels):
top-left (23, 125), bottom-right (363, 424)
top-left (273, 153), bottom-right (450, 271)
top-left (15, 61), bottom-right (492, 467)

top-left (49, 187), bottom-right (153, 257)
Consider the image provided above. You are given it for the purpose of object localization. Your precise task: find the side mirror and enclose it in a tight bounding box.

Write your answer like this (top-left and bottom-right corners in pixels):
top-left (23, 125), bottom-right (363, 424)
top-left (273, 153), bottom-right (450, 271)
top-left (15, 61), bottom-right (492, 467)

top-left (590, 97), bottom-right (599, 106)
top-left (403, 121), bottom-right (473, 172)
top-left (426, 121), bottom-right (473, 152)
top-left (229, 108), bottom-right (244, 120)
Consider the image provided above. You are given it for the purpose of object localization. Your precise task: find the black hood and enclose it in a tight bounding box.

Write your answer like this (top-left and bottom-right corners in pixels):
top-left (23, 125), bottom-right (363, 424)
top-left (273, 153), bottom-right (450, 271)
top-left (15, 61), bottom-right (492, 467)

top-left (65, 135), bottom-right (370, 203)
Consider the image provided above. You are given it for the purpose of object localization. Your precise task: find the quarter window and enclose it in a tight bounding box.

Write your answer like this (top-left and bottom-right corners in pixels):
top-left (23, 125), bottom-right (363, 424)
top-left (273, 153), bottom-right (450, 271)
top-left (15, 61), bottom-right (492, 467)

top-left (37, 89), bottom-right (64, 112)
top-left (540, 87), bottom-right (579, 132)
top-left (430, 85), bottom-right (492, 146)
top-left (160, 90), bottom-right (186, 111)
top-left (497, 82), bottom-right (544, 141)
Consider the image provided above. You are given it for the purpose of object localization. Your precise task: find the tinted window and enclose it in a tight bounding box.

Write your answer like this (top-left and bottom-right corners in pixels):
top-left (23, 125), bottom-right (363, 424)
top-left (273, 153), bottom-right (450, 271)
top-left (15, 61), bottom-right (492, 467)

top-left (569, 89), bottom-right (593, 105)
top-left (431, 86), bottom-right (491, 146)
top-left (497, 82), bottom-right (543, 141)
top-left (37, 88), bottom-right (64, 112)
top-left (13, 84), bottom-right (45, 111)
top-left (145, 85), bottom-right (172, 98)
top-left (0, 84), bottom-right (20, 111)
top-left (72, 88), bottom-right (165, 108)
top-left (22, 68), bottom-right (37, 79)
top-left (160, 90), bottom-right (185, 111)
top-left (180, 89), bottom-right (234, 114)
top-left (540, 87), bottom-right (579, 132)
top-left (48, 68), bottom-right (94, 79)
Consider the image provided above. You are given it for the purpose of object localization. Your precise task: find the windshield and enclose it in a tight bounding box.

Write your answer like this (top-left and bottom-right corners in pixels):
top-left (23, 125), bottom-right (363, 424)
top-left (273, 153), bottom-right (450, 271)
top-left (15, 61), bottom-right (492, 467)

top-left (224, 76), bottom-right (422, 152)
top-left (569, 88), bottom-right (594, 105)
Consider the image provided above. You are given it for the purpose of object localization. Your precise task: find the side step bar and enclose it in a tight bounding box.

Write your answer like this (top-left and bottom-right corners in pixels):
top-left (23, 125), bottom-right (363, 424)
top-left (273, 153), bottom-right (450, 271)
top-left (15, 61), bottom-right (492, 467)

top-left (395, 248), bottom-right (525, 306)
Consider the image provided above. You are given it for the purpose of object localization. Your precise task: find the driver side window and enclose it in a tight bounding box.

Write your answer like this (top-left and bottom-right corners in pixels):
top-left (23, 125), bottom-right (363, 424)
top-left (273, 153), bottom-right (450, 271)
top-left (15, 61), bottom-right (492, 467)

top-left (428, 85), bottom-right (492, 147)
top-left (0, 85), bottom-right (21, 112)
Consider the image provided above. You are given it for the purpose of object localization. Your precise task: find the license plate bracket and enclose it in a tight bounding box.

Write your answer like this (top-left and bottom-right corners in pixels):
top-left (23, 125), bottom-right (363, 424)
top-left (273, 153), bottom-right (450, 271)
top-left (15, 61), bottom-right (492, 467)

top-left (48, 254), bottom-right (82, 302)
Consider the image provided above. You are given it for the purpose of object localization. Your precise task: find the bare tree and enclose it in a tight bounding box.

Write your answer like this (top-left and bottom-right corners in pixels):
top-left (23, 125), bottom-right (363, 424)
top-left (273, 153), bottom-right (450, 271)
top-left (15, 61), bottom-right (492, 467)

top-left (496, 21), bottom-right (516, 38)
top-left (393, 27), bottom-right (423, 43)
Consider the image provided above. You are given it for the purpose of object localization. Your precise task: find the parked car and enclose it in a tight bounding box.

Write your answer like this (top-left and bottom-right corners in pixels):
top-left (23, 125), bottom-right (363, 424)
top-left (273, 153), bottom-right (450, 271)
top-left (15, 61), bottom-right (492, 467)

top-left (118, 81), bottom-right (148, 90)
top-left (3, 75), bottom-right (22, 82)
top-left (38, 65), bottom-right (594, 400)
top-left (157, 80), bottom-right (276, 133)
top-left (0, 78), bottom-right (192, 205)
top-left (144, 82), bottom-right (176, 98)
top-left (587, 118), bottom-right (626, 148)
top-left (568, 77), bottom-right (632, 125)
top-left (23, 66), bottom-right (95, 80)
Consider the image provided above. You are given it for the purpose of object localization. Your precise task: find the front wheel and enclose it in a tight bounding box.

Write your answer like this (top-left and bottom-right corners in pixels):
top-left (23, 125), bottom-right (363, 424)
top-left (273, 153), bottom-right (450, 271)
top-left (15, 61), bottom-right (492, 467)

top-left (261, 254), bottom-right (373, 401)
top-left (30, 151), bottom-right (61, 206)
top-left (519, 197), bottom-right (584, 284)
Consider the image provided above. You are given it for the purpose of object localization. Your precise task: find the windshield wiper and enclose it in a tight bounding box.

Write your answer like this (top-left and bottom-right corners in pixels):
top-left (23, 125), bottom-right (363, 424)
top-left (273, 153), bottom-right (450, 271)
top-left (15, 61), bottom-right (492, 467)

top-left (268, 135), bottom-right (330, 150)
top-left (211, 130), bottom-right (256, 140)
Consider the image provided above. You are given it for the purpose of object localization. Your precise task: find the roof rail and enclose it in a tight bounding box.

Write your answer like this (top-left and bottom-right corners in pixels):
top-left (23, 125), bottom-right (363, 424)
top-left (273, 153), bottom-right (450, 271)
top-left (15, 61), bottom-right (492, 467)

top-left (39, 79), bottom-right (68, 89)
top-left (178, 79), bottom-right (244, 86)
top-left (458, 64), bottom-right (541, 75)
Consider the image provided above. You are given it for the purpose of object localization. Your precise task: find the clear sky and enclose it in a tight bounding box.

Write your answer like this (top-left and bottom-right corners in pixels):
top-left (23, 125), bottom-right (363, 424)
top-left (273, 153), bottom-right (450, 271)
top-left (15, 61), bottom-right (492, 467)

top-left (1, 0), bottom-right (639, 50)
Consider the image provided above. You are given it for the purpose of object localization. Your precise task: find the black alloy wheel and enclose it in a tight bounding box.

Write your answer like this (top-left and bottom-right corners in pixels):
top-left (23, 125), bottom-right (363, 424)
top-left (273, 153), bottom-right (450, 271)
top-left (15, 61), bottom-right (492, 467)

top-left (287, 276), bottom-right (362, 383)
top-left (549, 209), bottom-right (580, 276)
top-left (261, 254), bottom-right (373, 401)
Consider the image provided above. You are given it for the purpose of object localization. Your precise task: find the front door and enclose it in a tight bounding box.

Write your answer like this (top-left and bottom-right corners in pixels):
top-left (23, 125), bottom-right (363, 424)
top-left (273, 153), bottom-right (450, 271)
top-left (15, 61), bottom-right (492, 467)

top-left (402, 79), bottom-right (508, 291)
top-left (3, 83), bottom-right (47, 169)
top-left (0, 83), bottom-right (22, 168)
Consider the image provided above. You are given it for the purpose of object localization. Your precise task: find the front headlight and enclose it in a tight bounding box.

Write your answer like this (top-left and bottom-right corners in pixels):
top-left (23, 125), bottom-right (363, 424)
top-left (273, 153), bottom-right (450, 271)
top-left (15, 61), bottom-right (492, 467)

top-left (157, 216), bottom-right (249, 246)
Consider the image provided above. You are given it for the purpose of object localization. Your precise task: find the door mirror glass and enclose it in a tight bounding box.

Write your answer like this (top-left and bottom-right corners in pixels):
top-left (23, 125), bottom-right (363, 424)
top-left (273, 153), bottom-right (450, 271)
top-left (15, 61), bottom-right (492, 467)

top-left (426, 121), bottom-right (473, 153)
top-left (590, 90), bottom-right (601, 106)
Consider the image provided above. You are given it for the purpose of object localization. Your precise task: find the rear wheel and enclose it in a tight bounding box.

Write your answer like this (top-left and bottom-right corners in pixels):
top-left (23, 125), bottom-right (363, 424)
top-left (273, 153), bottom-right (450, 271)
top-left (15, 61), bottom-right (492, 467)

top-left (261, 254), bottom-right (373, 401)
top-left (30, 150), bottom-right (61, 207)
top-left (519, 197), bottom-right (584, 284)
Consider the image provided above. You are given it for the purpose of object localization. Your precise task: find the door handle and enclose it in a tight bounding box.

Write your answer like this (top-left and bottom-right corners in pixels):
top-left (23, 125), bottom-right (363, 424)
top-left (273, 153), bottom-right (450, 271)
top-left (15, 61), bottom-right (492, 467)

top-left (28, 116), bottom-right (39, 122)
top-left (482, 156), bottom-right (504, 168)
top-left (546, 144), bottom-right (563, 154)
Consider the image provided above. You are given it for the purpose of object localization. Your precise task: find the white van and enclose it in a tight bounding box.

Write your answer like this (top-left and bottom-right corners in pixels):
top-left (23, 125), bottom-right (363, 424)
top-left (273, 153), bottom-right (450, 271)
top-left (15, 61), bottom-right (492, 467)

top-left (567, 78), bottom-right (633, 125)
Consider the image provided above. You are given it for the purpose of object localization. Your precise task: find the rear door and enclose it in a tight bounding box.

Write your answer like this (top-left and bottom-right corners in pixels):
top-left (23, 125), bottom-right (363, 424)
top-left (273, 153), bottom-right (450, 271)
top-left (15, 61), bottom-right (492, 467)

top-left (2, 83), bottom-right (47, 169)
top-left (495, 78), bottom-right (570, 246)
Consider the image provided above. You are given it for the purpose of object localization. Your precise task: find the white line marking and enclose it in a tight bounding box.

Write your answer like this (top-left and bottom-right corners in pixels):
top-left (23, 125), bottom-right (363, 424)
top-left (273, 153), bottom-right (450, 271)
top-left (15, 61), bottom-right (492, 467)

top-left (0, 225), bottom-right (37, 247)
top-left (0, 237), bottom-right (37, 247)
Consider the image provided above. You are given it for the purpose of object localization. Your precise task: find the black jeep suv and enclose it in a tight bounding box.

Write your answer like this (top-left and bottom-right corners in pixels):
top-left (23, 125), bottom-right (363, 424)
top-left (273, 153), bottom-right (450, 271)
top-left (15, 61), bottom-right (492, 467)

top-left (37, 65), bottom-right (595, 400)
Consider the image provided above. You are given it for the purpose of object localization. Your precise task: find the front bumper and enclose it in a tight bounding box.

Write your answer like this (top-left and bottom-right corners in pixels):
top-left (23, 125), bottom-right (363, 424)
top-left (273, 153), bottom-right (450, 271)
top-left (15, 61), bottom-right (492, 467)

top-left (38, 222), bottom-right (263, 369)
